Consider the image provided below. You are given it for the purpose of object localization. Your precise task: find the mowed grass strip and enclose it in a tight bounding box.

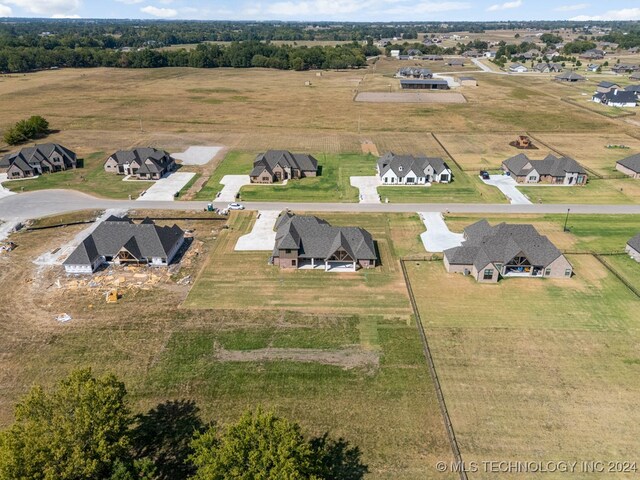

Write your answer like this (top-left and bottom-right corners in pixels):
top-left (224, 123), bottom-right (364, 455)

top-left (1, 151), bottom-right (154, 199)
top-left (183, 211), bottom-right (424, 314)
top-left (405, 257), bottom-right (640, 475)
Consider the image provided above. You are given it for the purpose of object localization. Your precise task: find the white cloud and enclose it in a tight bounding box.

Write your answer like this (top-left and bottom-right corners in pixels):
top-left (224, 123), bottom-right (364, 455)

top-left (487, 0), bottom-right (522, 12)
top-left (571, 8), bottom-right (640, 20)
top-left (264, 0), bottom-right (469, 18)
top-left (140, 5), bottom-right (177, 17)
top-left (554, 3), bottom-right (588, 12)
top-left (116, 0), bottom-right (144, 4)
top-left (52, 13), bottom-right (80, 17)
top-left (0, 3), bottom-right (12, 16)
top-left (385, 2), bottom-right (471, 15)
top-left (6, 0), bottom-right (80, 15)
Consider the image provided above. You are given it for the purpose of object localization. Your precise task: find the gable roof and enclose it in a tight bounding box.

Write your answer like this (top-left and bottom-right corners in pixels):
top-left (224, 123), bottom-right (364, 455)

top-left (617, 153), bottom-right (640, 173)
top-left (251, 150), bottom-right (318, 178)
top-left (1, 143), bottom-right (76, 169)
top-left (594, 89), bottom-right (638, 104)
top-left (598, 81), bottom-right (619, 88)
top-left (63, 217), bottom-right (184, 266)
top-left (107, 148), bottom-right (173, 167)
top-left (377, 152), bottom-right (450, 179)
top-left (273, 214), bottom-right (376, 261)
top-left (628, 233), bottom-right (640, 253)
top-left (555, 71), bottom-right (585, 81)
top-left (503, 153), bottom-right (586, 177)
top-left (444, 220), bottom-right (566, 270)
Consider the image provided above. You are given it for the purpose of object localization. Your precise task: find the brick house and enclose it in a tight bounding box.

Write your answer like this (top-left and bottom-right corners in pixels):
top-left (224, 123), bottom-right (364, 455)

top-left (502, 153), bottom-right (588, 185)
top-left (616, 154), bottom-right (640, 179)
top-left (0, 143), bottom-right (77, 179)
top-left (250, 150), bottom-right (318, 184)
top-left (104, 147), bottom-right (176, 180)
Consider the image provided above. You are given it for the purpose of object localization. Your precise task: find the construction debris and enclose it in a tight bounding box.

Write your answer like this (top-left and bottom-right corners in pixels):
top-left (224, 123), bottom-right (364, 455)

top-left (106, 289), bottom-right (119, 303)
top-left (56, 313), bottom-right (72, 322)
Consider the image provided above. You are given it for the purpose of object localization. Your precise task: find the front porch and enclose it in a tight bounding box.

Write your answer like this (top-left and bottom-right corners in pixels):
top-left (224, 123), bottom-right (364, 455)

top-left (297, 258), bottom-right (358, 272)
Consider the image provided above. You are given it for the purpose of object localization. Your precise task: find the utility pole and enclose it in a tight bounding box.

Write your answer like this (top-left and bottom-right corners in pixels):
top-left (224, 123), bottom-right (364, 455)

top-left (563, 208), bottom-right (570, 232)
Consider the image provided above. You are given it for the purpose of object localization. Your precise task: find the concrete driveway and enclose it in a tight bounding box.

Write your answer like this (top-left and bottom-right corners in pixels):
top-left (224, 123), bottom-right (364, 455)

top-left (137, 172), bottom-right (196, 201)
top-left (217, 175), bottom-right (252, 203)
top-left (235, 210), bottom-right (281, 251)
top-left (481, 175), bottom-right (532, 205)
top-left (350, 176), bottom-right (381, 204)
top-left (0, 174), bottom-right (16, 200)
top-left (172, 146), bottom-right (223, 166)
top-left (418, 212), bottom-right (464, 253)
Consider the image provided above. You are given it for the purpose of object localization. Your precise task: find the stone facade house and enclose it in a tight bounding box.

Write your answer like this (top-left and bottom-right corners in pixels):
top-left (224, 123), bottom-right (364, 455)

top-left (0, 143), bottom-right (77, 179)
top-left (626, 233), bottom-right (640, 262)
top-left (502, 153), bottom-right (588, 185)
top-left (250, 150), bottom-right (318, 184)
top-left (616, 154), bottom-right (640, 179)
top-left (377, 152), bottom-right (452, 185)
top-left (443, 220), bottom-right (573, 283)
top-left (271, 213), bottom-right (376, 272)
top-left (63, 216), bottom-right (184, 274)
top-left (104, 148), bottom-right (176, 180)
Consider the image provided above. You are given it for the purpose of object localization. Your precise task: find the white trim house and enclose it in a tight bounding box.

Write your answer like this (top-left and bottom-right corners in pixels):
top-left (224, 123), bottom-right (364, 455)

top-left (377, 152), bottom-right (452, 185)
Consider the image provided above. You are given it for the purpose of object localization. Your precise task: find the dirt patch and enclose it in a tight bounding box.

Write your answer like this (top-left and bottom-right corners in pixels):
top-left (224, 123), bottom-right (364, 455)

top-left (214, 345), bottom-right (379, 371)
top-left (355, 92), bottom-right (467, 104)
top-left (361, 140), bottom-right (379, 156)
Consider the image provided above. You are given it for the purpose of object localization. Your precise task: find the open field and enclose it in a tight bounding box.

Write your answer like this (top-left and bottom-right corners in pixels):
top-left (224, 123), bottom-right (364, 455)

top-left (406, 249), bottom-right (640, 479)
top-left (1, 151), bottom-right (155, 199)
top-left (184, 211), bottom-right (424, 313)
top-left (518, 179), bottom-right (640, 205)
top-left (0, 210), bottom-right (455, 479)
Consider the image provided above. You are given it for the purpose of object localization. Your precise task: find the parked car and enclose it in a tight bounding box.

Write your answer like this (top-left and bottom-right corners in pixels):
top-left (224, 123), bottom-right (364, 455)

top-left (480, 170), bottom-right (490, 180)
top-left (228, 203), bottom-right (245, 210)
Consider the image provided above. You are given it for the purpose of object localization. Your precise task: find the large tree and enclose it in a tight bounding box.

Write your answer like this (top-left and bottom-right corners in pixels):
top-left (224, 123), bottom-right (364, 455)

top-left (0, 368), bottom-right (132, 480)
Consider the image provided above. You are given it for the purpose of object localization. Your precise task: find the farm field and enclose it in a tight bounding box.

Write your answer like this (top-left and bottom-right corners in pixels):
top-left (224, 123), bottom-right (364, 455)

top-left (406, 248), bottom-right (640, 479)
top-left (184, 210), bottom-right (424, 313)
top-left (0, 210), bottom-right (455, 480)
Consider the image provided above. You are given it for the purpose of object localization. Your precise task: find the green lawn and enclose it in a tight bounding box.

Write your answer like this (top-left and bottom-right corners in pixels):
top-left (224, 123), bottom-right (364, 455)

top-left (378, 166), bottom-right (507, 204)
top-left (518, 179), bottom-right (640, 205)
top-left (405, 255), bottom-right (640, 478)
top-left (600, 254), bottom-right (640, 289)
top-left (194, 152), bottom-right (376, 202)
top-left (1, 152), bottom-right (154, 199)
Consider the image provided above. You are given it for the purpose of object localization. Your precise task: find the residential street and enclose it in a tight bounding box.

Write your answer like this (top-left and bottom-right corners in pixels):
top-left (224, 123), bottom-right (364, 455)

top-left (1, 189), bottom-right (639, 222)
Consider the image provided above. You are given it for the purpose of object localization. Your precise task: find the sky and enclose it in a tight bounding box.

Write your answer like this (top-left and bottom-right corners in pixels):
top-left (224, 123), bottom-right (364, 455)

top-left (0, 0), bottom-right (639, 22)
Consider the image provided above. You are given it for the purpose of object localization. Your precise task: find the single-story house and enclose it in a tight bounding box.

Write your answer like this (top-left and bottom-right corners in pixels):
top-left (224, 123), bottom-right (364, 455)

top-left (377, 151), bottom-right (452, 184)
top-left (422, 55), bottom-right (443, 61)
top-left (484, 50), bottom-right (497, 58)
top-left (626, 233), bottom-right (640, 262)
top-left (458, 76), bottom-right (477, 86)
top-left (625, 85), bottom-right (640, 93)
top-left (597, 81), bottom-right (621, 93)
top-left (462, 50), bottom-right (481, 58)
top-left (250, 150), bottom-right (318, 184)
top-left (509, 63), bottom-right (528, 73)
top-left (104, 147), bottom-right (176, 180)
top-left (502, 153), bottom-right (588, 185)
top-left (0, 143), bottom-right (77, 179)
top-left (443, 219), bottom-right (573, 283)
top-left (400, 79), bottom-right (449, 90)
top-left (271, 213), bottom-right (376, 272)
top-left (397, 67), bottom-right (432, 79)
top-left (445, 59), bottom-right (465, 66)
top-left (586, 63), bottom-right (599, 72)
top-left (616, 153), bottom-right (640, 179)
top-left (592, 89), bottom-right (638, 108)
top-left (554, 71), bottom-right (586, 82)
top-left (631, 72), bottom-right (640, 81)
top-left (580, 49), bottom-right (605, 60)
top-left (406, 49), bottom-right (422, 57)
top-left (534, 63), bottom-right (551, 73)
top-left (612, 64), bottom-right (639, 74)
top-left (63, 216), bottom-right (185, 274)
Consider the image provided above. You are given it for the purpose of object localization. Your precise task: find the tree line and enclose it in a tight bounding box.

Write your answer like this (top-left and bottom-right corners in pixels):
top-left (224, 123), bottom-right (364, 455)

top-left (0, 368), bottom-right (367, 480)
top-left (0, 41), bottom-right (371, 73)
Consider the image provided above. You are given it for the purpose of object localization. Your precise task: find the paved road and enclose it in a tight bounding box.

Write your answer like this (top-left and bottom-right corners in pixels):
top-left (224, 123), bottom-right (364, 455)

top-left (1, 190), bottom-right (640, 221)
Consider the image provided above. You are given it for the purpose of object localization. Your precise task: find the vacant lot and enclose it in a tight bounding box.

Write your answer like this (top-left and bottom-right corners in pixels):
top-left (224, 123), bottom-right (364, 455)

top-left (407, 253), bottom-right (640, 479)
top-left (0, 211), bottom-right (455, 479)
top-left (355, 92), bottom-right (467, 104)
top-left (185, 211), bottom-right (423, 314)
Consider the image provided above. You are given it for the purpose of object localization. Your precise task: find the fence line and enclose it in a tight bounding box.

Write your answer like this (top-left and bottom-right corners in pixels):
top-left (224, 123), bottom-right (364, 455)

top-left (399, 259), bottom-right (467, 480)
top-left (593, 254), bottom-right (640, 299)
top-left (431, 132), bottom-right (464, 171)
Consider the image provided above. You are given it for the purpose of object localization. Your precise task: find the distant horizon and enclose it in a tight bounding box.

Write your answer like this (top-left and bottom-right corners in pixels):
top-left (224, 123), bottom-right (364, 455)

top-left (0, 1), bottom-right (639, 23)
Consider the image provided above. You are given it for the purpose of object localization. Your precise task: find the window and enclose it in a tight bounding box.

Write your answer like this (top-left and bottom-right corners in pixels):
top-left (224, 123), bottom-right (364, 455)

top-left (291, 260), bottom-right (297, 266)
top-left (565, 269), bottom-right (572, 277)
top-left (440, 174), bottom-right (449, 182)
top-left (483, 269), bottom-right (494, 280)
top-left (384, 177), bottom-right (388, 183)
top-left (545, 268), bottom-right (551, 276)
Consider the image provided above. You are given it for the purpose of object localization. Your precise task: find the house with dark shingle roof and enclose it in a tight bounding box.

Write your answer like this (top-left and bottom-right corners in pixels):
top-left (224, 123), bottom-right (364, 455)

top-left (502, 153), bottom-right (587, 185)
top-left (597, 81), bottom-right (621, 93)
top-left (616, 153), bottom-right (640, 179)
top-left (626, 233), bottom-right (640, 262)
top-left (399, 78), bottom-right (449, 90)
top-left (443, 219), bottom-right (573, 283)
top-left (104, 147), bottom-right (176, 180)
top-left (249, 150), bottom-right (318, 184)
top-left (592, 89), bottom-right (638, 108)
top-left (0, 143), bottom-right (77, 179)
top-left (554, 71), bottom-right (586, 82)
top-left (271, 213), bottom-right (376, 272)
top-left (377, 152), bottom-right (452, 185)
top-left (63, 216), bottom-right (184, 274)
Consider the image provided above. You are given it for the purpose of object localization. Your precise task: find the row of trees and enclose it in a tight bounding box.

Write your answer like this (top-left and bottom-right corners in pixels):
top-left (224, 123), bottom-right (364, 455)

top-left (0, 369), bottom-right (367, 480)
top-left (3, 115), bottom-right (50, 145)
top-left (0, 42), bottom-right (370, 73)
